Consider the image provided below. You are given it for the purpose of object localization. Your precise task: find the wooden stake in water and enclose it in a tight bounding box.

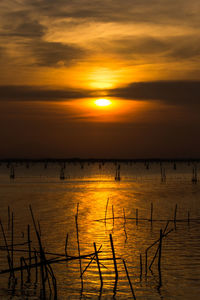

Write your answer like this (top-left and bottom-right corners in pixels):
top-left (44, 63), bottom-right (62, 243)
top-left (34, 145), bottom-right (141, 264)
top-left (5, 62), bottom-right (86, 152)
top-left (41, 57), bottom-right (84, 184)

top-left (150, 203), bottom-right (153, 224)
top-left (94, 242), bottom-right (103, 288)
top-left (11, 212), bottom-right (14, 277)
top-left (20, 257), bottom-right (23, 289)
top-left (188, 211), bottom-right (190, 225)
top-left (145, 250), bottom-right (148, 276)
top-left (29, 205), bottom-right (46, 299)
top-left (174, 204), bottom-right (177, 228)
top-left (158, 229), bottom-right (163, 287)
top-left (140, 254), bottom-right (142, 281)
top-left (0, 219), bottom-right (12, 275)
top-left (27, 224), bottom-right (31, 282)
top-left (8, 206), bottom-right (10, 230)
top-left (65, 233), bottom-right (69, 257)
top-left (75, 203), bottom-right (83, 290)
top-left (112, 205), bottom-right (114, 227)
top-left (109, 234), bottom-right (118, 282)
top-left (105, 198), bottom-right (109, 225)
top-left (123, 260), bottom-right (136, 300)
top-left (136, 209), bottom-right (138, 225)
top-left (34, 250), bottom-right (38, 283)
top-left (123, 208), bottom-right (128, 241)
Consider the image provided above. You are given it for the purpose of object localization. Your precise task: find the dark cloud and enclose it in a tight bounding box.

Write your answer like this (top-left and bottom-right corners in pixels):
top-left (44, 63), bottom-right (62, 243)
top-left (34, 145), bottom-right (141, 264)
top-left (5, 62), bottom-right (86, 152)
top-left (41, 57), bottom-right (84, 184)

top-left (1, 1), bottom-right (200, 70)
top-left (1, 81), bottom-right (200, 109)
top-left (0, 15), bottom-right (87, 67)
top-left (102, 37), bottom-right (168, 59)
top-left (0, 85), bottom-right (92, 101)
top-left (108, 81), bottom-right (200, 107)
top-left (0, 20), bottom-right (45, 38)
top-left (100, 35), bottom-right (200, 62)
top-left (31, 40), bottom-right (86, 67)
top-left (27, 0), bottom-right (200, 26)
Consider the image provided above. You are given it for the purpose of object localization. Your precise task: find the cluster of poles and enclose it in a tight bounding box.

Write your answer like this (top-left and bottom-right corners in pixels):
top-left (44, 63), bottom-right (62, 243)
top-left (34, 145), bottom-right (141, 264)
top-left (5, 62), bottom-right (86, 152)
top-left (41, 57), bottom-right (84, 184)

top-left (5, 161), bottom-right (199, 183)
top-left (0, 201), bottom-right (198, 299)
top-left (0, 205), bottom-right (138, 299)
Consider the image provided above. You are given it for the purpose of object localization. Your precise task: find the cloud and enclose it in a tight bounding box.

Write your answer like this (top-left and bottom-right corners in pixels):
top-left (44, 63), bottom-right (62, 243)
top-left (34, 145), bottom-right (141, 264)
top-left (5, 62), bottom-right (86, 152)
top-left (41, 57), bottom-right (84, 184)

top-left (0, 85), bottom-right (92, 101)
top-left (1, 81), bottom-right (200, 110)
top-left (96, 35), bottom-right (200, 63)
top-left (26, 0), bottom-right (200, 26)
top-left (31, 40), bottom-right (86, 67)
top-left (108, 81), bottom-right (200, 107)
top-left (0, 19), bottom-right (45, 38)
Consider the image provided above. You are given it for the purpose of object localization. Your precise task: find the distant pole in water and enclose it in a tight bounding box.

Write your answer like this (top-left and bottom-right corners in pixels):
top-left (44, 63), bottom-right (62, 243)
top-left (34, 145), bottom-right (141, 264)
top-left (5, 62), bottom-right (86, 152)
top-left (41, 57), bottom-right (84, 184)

top-left (136, 209), bottom-right (138, 225)
top-left (192, 165), bottom-right (197, 183)
top-left (115, 164), bottom-right (121, 181)
top-left (158, 229), bottom-right (163, 287)
top-left (110, 234), bottom-right (118, 282)
top-left (174, 204), bottom-right (177, 228)
top-left (60, 167), bottom-right (65, 180)
top-left (150, 203), bottom-right (153, 224)
top-left (10, 165), bottom-right (15, 179)
top-left (160, 167), bottom-right (166, 182)
top-left (140, 254), bottom-right (143, 281)
top-left (188, 211), bottom-right (190, 224)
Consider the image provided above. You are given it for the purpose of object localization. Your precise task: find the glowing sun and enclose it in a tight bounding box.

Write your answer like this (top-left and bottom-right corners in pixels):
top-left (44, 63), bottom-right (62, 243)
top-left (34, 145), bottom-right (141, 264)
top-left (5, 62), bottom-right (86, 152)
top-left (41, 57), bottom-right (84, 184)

top-left (95, 99), bottom-right (111, 107)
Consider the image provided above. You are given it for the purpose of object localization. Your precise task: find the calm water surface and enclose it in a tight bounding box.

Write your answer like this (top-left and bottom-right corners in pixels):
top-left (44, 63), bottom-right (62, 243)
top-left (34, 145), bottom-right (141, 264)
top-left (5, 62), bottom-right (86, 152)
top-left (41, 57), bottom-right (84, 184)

top-left (0, 161), bottom-right (200, 299)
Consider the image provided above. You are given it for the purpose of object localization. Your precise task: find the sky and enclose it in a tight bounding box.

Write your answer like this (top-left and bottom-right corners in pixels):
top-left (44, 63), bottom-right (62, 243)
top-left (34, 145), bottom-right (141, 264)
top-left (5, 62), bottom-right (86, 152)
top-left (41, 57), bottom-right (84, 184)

top-left (0, 0), bottom-right (200, 158)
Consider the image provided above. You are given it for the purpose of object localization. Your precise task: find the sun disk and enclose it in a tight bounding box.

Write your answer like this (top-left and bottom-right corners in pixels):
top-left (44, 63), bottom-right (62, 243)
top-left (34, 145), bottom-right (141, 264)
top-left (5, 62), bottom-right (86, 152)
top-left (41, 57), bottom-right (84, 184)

top-left (95, 99), bottom-right (111, 107)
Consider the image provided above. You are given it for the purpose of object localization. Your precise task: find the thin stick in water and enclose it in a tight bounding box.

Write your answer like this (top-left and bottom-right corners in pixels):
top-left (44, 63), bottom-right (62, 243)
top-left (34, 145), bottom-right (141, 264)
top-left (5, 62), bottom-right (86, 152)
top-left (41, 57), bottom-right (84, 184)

top-left (27, 224), bottom-right (31, 282)
top-left (136, 209), bottom-right (138, 226)
top-left (150, 203), bottom-right (153, 223)
top-left (109, 234), bottom-right (118, 282)
top-left (65, 233), bottom-right (68, 257)
top-left (94, 242), bottom-right (103, 288)
top-left (0, 219), bottom-right (12, 275)
top-left (123, 259), bottom-right (136, 300)
top-left (188, 211), bottom-right (190, 224)
top-left (11, 212), bottom-right (14, 277)
top-left (75, 203), bottom-right (83, 290)
top-left (112, 205), bottom-right (114, 227)
top-left (8, 206), bottom-right (10, 230)
top-left (105, 198), bottom-right (109, 225)
top-left (123, 208), bottom-right (127, 241)
top-left (140, 254), bottom-right (142, 281)
top-left (158, 229), bottom-right (163, 287)
top-left (174, 204), bottom-right (177, 224)
top-left (20, 257), bottom-right (23, 289)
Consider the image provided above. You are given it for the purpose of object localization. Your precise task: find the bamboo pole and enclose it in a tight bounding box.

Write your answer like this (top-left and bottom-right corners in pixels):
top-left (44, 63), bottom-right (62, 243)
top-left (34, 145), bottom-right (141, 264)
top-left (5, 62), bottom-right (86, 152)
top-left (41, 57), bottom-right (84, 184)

top-left (109, 234), bottom-right (118, 282)
top-left (94, 242), bottom-right (103, 288)
top-left (112, 205), bottom-right (114, 227)
top-left (105, 198), bottom-right (109, 225)
top-left (174, 204), bottom-right (177, 224)
top-left (65, 233), bottom-right (68, 257)
top-left (8, 206), bottom-right (10, 230)
top-left (150, 203), bottom-right (153, 224)
top-left (136, 209), bottom-right (138, 225)
top-left (158, 229), bottom-right (163, 287)
top-left (75, 203), bottom-right (83, 290)
top-left (0, 219), bottom-right (12, 276)
top-left (27, 224), bottom-right (31, 282)
top-left (140, 254), bottom-right (142, 281)
top-left (29, 205), bottom-right (46, 299)
top-left (123, 259), bottom-right (136, 300)
top-left (11, 212), bottom-right (14, 277)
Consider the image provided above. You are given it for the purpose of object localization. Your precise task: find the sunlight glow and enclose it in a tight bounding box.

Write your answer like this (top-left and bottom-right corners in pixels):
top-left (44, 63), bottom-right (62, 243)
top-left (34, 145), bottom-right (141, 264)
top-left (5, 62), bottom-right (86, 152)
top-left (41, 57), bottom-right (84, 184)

top-left (95, 99), bottom-right (112, 107)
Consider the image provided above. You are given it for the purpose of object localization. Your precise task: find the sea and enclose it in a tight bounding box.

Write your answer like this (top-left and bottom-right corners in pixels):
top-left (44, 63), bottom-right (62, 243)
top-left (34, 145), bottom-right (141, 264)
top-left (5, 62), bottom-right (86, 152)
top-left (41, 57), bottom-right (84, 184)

top-left (0, 160), bottom-right (200, 299)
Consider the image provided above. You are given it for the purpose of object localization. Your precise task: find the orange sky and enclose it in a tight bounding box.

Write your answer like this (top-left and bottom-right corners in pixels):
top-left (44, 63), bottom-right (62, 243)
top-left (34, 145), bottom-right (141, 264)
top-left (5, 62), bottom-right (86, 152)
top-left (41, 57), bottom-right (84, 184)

top-left (0, 0), bottom-right (200, 158)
